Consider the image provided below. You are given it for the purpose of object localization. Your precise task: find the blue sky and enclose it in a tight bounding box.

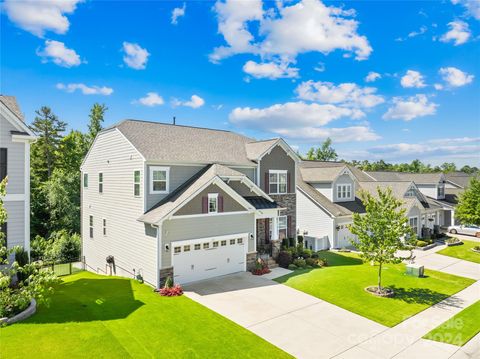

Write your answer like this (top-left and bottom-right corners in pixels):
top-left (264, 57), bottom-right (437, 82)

top-left (1, 0), bottom-right (479, 166)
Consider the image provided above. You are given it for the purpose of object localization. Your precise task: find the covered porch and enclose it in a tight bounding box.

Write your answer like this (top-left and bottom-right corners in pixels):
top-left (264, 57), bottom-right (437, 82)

top-left (255, 208), bottom-right (289, 259)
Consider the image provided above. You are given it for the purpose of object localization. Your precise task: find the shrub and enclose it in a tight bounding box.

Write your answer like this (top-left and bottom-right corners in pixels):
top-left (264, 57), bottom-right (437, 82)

top-left (297, 235), bottom-right (304, 244)
top-left (164, 276), bottom-right (174, 289)
top-left (446, 237), bottom-right (461, 244)
top-left (281, 238), bottom-right (289, 249)
top-left (159, 284), bottom-right (183, 297)
top-left (318, 258), bottom-right (328, 267)
top-left (311, 252), bottom-right (319, 259)
top-left (305, 257), bottom-right (321, 268)
top-left (50, 231), bottom-right (81, 262)
top-left (252, 258), bottom-right (271, 275)
top-left (288, 264), bottom-right (297, 270)
top-left (288, 237), bottom-right (296, 247)
top-left (296, 243), bottom-right (304, 256)
top-left (293, 258), bottom-right (306, 268)
top-left (416, 240), bottom-right (428, 247)
top-left (15, 248), bottom-right (30, 283)
top-left (302, 248), bottom-right (313, 258)
top-left (278, 251), bottom-right (293, 268)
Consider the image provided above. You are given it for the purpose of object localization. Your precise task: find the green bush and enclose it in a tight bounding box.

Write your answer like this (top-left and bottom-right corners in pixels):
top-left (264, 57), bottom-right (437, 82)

top-left (288, 237), bottom-right (296, 247)
top-left (164, 276), bottom-right (174, 288)
top-left (416, 240), bottom-right (428, 247)
top-left (278, 251), bottom-right (293, 268)
top-left (302, 248), bottom-right (313, 258)
top-left (318, 258), bottom-right (328, 267)
top-left (288, 264), bottom-right (297, 270)
top-left (30, 231), bottom-right (81, 263)
top-left (305, 257), bottom-right (321, 268)
top-left (15, 247), bottom-right (30, 283)
top-left (297, 235), bottom-right (303, 244)
top-left (293, 258), bottom-right (306, 268)
top-left (446, 237), bottom-right (461, 244)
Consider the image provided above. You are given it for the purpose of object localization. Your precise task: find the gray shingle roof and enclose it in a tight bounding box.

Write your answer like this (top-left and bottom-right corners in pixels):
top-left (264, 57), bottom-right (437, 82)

top-left (245, 139), bottom-right (279, 161)
top-left (299, 160), bottom-right (372, 183)
top-left (445, 173), bottom-right (474, 188)
top-left (0, 95), bottom-right (24, 121)
top-left (366, 171), bottom-right (444, 184)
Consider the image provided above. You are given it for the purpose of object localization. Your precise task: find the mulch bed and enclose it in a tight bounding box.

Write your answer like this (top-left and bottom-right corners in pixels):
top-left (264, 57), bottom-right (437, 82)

top-left (364, 286), bottom-right (395, 298)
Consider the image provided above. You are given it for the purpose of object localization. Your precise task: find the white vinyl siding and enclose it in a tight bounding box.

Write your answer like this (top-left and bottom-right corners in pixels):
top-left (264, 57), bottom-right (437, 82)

top-left (0, 115), bottom-right (25, 194)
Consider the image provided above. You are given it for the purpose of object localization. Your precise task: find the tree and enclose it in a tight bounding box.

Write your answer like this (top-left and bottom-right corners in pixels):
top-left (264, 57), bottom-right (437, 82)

top-left (305, 138), bottom-right (338, 161)
top-left (88, 103), bottom-right (107, 145)
top-left (58, 130), bottom-right (88, 173)
top-left (349, 187), bottom-right (416, 293)
top-left (30, 106), bottom-right (67, 181)
top-left (440, 162), bottom-right (457, 173)
top-left (460, 165), bottom-right (479, 174)
top-left (455, 176), bottom-right (480, 225)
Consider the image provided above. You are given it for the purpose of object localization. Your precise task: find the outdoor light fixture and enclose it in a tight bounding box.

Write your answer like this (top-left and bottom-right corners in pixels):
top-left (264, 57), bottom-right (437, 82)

top-left (165, 243), bottom-right (170, 252)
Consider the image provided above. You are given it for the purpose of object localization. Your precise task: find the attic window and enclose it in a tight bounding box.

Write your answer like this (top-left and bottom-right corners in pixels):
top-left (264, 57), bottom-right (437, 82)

top-left (336, 184), bottom-right (351, 199)
top-left (208, 193), bottom-right (218, 213)
top-left (150, 166), bottom-right (169, 194)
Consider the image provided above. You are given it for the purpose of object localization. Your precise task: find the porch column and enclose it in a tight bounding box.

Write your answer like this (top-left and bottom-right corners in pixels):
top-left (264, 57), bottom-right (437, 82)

top-left (272, 216), bottom-right (279, 241)
top-left (451, 210), bottom-right (455, 226)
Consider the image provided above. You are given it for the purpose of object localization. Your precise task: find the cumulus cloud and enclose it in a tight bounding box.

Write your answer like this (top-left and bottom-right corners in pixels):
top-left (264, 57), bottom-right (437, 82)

top-left (56, 83), bottom-right (113, 95)
top-left (172, 95), bottom-right (205, 109)
top-left (210, 0), bottom-right (372, 64)
top-left (439, 67), bottom-right (474, 87)
top-left (37, 40), bottom-right (82, 67)
top-left (295, 81), bottom-right (384, 108)
top-left (171, 3), bottom-right (186, 25)
top-left (2, 0), bottom-right (83, 37)
top-left (451, 0), bottom-right (480, 20)
top-left (365, 71), bottom-right (381, 82)
top-left (440, 21), bottom-right (471, 45)
top-left (122, 42), bottom-right (150, 70)
top-left (242, 60), bottom-right (299, 79)
top-left (400, 70), bottom-right (426, 88)
top-left (133, 92), bottom-right (164, 107)
top-left (383, 94), bottom-right (438, 121)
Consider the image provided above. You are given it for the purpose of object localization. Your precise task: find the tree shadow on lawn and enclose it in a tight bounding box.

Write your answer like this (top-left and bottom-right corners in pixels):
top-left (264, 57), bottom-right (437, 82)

top-left (387, 285), bottom-right (464, 308)
top-left (319, 251), bottom-right (364, 267)
top-left (24, 277), bottom-right (145, 324)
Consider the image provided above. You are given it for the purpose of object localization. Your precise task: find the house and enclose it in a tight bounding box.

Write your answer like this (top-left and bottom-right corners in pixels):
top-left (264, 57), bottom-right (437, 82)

top-left (296, 161), bottom-right (444, 251)
top-left (81, 119), bottom-right (299, 287)
top-left (0, 95), bottom-right (36, 260)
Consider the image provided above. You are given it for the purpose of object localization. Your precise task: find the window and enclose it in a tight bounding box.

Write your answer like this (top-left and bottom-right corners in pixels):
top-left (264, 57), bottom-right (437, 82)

top-left (278, 216), bottom-right (288, 240)
top-left (184, 245), bottom-right (190, 252)
top-left (269, 170), bottom-right (287, 194)
top-left (237, 238), bottom-right (243, 244)
top-left (98, 173), bottom-right (103, 193)
top-left (405, 187), bottom-right (416, 197)
top-left (102, 218), bottom-right (107, 236)
top-left (150, 166), bottom-right (169, 194)
top-left (89, 216), bottom-right (94, 238)
top-left (83, 173), bottom-right (88, 188)
top-left (221, 240), bottom-right (227, 246)
top-left (230, 239), bottom-right (235, 245)
top-left (203, 242), bottom-right (210, 249)
top-left (213, 241), bottom-right (219, 248)
top-left (174, 246), bottom-right (181, 254)
top-left (336, 184), bottom-right (352, 199)
top-left (194, 244), bottom-right (201, 250)
top-left (134, 171), bottom-right (141, 197)
top-left (409, 217), bottom-right (418, 235)
top-left (208, 193), bottom-right (218, 213)
top-left (0, 148), bottom-right (7, 182)
top-left (438, 185), bottom-right (445, 198)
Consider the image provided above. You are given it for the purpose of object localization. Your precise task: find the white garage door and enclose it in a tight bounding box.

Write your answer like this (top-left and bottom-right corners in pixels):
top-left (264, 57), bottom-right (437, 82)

top-left (172, 233), bottom-right (248, 284)
top-left (336, 225), bottom-right (356, 249)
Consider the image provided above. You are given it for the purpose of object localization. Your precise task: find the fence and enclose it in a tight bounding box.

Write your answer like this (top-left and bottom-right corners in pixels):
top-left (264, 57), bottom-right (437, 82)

top-left (41, 260), bottom-right (84, 277)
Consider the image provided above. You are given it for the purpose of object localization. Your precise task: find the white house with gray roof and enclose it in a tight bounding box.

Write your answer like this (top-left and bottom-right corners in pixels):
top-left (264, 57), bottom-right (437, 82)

top-left (81, 119), bottom-right (299, 287)
top-left (0, 95), bottom-right (36, 259)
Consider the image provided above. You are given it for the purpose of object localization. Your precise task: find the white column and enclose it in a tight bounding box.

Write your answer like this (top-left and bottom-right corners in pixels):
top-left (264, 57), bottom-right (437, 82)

top-left (451, 210), bottom-right (455, 226)
top-left (272, 216), bottom-right (279, 240)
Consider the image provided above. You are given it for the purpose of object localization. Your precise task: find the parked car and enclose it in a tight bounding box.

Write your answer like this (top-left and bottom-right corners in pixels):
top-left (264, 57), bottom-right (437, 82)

top-left (447, 224), bottom-right (480, 237)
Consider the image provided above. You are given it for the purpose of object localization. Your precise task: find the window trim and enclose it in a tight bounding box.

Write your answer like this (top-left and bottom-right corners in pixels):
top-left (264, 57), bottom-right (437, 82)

top-left (208, 193), bottom-right (218, 214)
top-left (269, 170), bottom-right (288, 195)
top-left (149, 166), bottom-right (170, 194)
top-left (83, 173), bottom-right (88, 188)
top-left (0, 148), bottom-right (7, 182)
top-left (102, 218), bottom-right (107, 236)
top-left (409, 216), bottom-right (419, 235)
top-left (98, 172), bottom-right (103, 193)
top-left (336, 184), bottom-right (352, 200)
top-left (133, 170), bottom-right (141, 197)
top-left (89, 215), bottom-right (94, 239)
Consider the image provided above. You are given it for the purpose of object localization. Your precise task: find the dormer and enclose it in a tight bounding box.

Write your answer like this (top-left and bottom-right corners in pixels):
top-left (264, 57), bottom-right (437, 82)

top-left (403, 182), bottom-right (427, 203)
top-left (301, 165), bottom-right (356, 202)
top-left (332, 167), bottom-right (356, 203)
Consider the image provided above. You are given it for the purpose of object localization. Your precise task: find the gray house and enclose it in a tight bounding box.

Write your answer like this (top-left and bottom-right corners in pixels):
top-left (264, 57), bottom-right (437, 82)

top-left (81, 120), bottom-right (299, 287)
top-left (0, 95), bottom-right (36, 258)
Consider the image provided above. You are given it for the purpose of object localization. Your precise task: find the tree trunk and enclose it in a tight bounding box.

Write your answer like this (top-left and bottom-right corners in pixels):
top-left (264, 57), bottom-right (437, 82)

top-left (378, 262), bottom-right (382, 291)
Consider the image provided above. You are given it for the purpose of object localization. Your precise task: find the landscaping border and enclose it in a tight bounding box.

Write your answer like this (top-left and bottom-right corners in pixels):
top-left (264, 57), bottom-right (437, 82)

top-left (0, 299), bottom-right (36, 325)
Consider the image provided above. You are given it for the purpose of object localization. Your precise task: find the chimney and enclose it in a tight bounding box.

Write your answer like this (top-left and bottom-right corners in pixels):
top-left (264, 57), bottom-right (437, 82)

top-left (173, 116), bottom-right (176, 125)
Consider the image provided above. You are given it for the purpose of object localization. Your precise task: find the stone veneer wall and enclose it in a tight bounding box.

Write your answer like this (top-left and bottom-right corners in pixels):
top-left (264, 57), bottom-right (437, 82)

top-left (270, 193), bottom-right (297, 239)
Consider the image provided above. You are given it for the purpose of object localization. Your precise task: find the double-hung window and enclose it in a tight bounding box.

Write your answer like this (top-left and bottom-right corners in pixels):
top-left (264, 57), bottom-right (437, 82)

top-left (83, 173), bottom-right (88, 188)
top-left (409, 217), bottom-right (418, 235)
top-left (134, 170), bottom-right (141, 197)
top-left (150, 167), bottom-right (169, 194)
top-left (98, 173), bottom-right (103, 193)
top-left (102, 218), bottom-right (107, 236)
top-left (208, 193), bottom-right (218, 213)
top-left (278, 216), bottom-right (287, 240)
top-left (336, 184), bottom-right (352, 200)
top-left (437, 185), bottom-right (445, 198)
top-left (269, 170), bottom-right (287, 194)
top-left (89, 216), bottom-right (94, 239)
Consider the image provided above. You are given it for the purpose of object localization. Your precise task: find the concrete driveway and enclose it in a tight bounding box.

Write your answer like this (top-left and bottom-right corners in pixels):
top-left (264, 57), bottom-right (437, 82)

top-left (184, 271), bottom-right (386, 358)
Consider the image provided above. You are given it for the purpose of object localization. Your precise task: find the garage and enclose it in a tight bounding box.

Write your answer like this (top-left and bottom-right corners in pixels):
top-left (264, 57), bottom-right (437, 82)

top-left (336, 225), bottom-right (356, 249)
top-left (172, 233), bottom-right (248, 284)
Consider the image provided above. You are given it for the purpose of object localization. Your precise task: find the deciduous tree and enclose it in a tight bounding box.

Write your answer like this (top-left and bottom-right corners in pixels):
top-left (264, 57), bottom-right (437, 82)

top-left (455, 176), bottom-right (480, 226)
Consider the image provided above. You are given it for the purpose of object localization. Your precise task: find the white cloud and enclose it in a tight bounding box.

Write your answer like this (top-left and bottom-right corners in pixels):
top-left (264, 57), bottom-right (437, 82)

top-left (134, 92), bottom-right (164, 107)
top-left (451, 0), bottom-right (480, 20)
top-left (56, 83), bottom-right (113, 95)
top-left (37, 40), bottom-right (81, 67)
top-left (242, 60), bottom-right (299, 79)
top-left (211, 0), bottom-right (372, 64)
top-left (314, 62), bottom-right (326, 72)
top-left (434, 83), bottom-right (444, 90)
top-left (396, 25), bottom-right (428, 41)
top-left (295, 81), bottom-right (384, 108)
top-left (365, 71), bottom-right (381, 82)
top-left (172, 95), bottom-right (205, 109)
top-left (171, 3), bottom-right (186, 25)
top-left (400, 70), bottom-right (426, 88)
top-left (122, 42), bottom-right (150, 70)
top-left (440, 21), bottom-right (471, 45)
top-left (2, 0), bottom-right (83, 37)
top-left (439, 67), bottom-right (474, 87)
top-left (383, 94), bottom-right (438, 121)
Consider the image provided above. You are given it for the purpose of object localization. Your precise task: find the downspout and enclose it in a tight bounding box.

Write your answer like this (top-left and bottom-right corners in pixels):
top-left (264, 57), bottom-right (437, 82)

top-left (153, 221), bottom-right (162, 289)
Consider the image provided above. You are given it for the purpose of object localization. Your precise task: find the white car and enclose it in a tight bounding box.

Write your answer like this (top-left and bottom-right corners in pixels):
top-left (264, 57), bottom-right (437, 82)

top-left (448, 224), bottom-right (480, 237)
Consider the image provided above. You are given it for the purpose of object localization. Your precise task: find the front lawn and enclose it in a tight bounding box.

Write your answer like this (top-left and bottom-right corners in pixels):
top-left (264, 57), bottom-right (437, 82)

top-left (423, 300), bottom-right (480, 346)
top-left (275, 252), bottom-right (474, 327)
top-left (0, 271), bottom-right (290, 359)
top-left (436, 239), bottom-right (480, 264)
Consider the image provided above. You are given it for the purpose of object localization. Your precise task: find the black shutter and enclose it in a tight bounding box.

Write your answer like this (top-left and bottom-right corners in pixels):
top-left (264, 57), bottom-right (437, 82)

top-left (0, 148), bottom-right (7, 182)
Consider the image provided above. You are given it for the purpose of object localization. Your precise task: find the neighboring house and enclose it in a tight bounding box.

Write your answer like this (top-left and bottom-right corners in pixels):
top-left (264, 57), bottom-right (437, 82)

top-left (81, 120), bottom-right (299, 286)
top-left (0, 95), bottom-right (36, 260)
top-left (297, 161), bottom-right (444, 251)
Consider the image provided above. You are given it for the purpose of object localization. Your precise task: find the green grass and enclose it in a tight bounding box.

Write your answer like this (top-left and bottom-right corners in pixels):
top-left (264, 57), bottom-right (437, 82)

top-left (423, 300), bottom-right (480, 346)
top-left (0, 271), bottom-right (291, 359)
top-left (437, 240), bottom-right (480, 264)
top-left (275, 252), bottom-right (475, 327)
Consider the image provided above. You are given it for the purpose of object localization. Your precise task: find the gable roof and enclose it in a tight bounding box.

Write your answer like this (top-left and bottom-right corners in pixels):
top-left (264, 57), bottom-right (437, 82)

top-left (0, 95), bottom-right (36, 138)
top-left (445, 172), bottom-right (474, 188)
top-left (366, 171), bottom-right (444, 184)
top-left (299, 160), bottom-right (372, 183)
top-left (245, 139), bottom-right (279, 160)
top-left (0, 95), bottom-right (24, 121)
